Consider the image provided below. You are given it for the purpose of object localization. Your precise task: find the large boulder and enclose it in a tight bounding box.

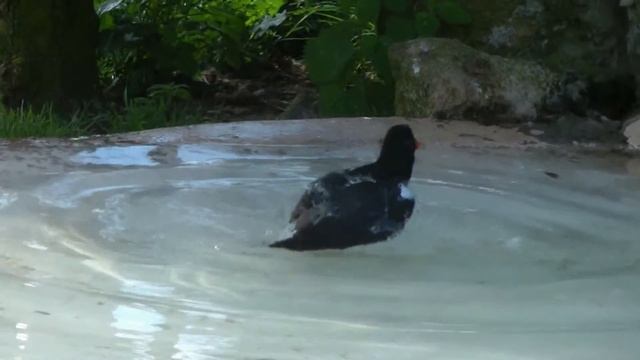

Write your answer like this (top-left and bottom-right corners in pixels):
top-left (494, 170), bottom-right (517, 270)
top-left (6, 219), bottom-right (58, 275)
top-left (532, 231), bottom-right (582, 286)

top-left (389, 38), bottom-right (560, 123)
top-left (454, 0), bottom-right (636, 120)
top-left (460, 1), bottom-right (628, 79)
top-left (624, 114), bottom-right (640, 149)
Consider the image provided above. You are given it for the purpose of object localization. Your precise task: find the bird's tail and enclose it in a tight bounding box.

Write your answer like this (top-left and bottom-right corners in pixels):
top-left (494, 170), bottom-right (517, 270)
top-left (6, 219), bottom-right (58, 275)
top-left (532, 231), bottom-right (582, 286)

top-left (269, 237), bottom-right (291, 249)
top-left (269, 236), bottom-right (308, 251)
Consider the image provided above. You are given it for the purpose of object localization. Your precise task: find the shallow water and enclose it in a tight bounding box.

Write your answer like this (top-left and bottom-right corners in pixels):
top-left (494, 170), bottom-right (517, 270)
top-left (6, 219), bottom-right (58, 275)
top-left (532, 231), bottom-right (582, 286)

top-left (1, 142), bottom-right (639, 359)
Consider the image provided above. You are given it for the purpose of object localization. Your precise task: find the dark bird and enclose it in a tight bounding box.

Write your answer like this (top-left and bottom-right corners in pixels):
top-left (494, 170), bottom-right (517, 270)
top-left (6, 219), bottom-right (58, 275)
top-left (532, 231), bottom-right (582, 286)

top-left (270, 124), bottom-right (419, 251)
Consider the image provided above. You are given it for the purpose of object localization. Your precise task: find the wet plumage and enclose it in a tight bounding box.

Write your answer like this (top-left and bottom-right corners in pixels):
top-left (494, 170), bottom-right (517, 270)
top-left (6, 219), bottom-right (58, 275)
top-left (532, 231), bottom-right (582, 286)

top-left (270, 124), bottom-right (419, 251)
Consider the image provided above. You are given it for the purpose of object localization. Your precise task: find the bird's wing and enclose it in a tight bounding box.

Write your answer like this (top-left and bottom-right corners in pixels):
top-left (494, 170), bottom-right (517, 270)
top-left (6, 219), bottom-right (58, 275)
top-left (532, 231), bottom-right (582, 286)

top-left (289, 171), bottom-right (383, 232)
top-left (289, 172), bottom-right (342, 231)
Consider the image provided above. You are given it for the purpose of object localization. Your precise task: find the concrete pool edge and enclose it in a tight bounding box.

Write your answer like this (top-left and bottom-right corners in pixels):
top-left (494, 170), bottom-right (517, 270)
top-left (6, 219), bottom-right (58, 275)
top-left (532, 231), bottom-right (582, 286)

top-left (73, 117), bottom-right (639, 152)
top-left (3, 117), bottom-right (637, 152)
top-left (1, 117), bottom-right (639, 178)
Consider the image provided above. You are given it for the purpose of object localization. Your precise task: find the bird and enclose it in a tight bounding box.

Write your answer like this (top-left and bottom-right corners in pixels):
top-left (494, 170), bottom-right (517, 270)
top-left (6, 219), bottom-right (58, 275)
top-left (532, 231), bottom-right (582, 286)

top-left (270, 124), bottom-right (419, 251)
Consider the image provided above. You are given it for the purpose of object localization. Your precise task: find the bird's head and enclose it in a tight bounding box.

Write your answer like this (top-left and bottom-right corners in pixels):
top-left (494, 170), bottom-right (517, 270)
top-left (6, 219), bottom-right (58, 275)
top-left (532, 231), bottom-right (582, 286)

top-left (377, 124), bottom-right (420, 181)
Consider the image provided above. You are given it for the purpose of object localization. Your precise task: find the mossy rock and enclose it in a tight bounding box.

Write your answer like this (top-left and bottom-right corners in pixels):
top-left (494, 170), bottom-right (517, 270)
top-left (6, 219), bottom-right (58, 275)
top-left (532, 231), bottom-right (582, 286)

top-left (389, 38), bottom-right (560, 122)
top-left (455, 0), bottom-right (629, 81)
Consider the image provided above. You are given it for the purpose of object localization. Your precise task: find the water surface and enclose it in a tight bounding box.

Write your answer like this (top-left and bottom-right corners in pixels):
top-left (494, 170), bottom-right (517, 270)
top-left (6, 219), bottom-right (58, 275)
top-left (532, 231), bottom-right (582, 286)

top-left (1, 142), bottom-right (639, 359)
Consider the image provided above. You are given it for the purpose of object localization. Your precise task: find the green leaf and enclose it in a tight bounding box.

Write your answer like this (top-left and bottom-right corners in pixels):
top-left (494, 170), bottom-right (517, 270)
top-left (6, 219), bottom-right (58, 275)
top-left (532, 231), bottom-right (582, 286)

top-left (415, 11), bottom-right (440, 36)
top-left (304, 23), bottom-right (357, 84)
top-left (371, 43), bottom-right (393, 83)
top-left (357, 34), bottom-right (379, 58)
top-left (344, 79), bottom-right (369, 115)
top-left (337, 0), bottom-right (358, 14)
top-left (356, 0), bottom-right (381, 24)
top-left (435, 1), bottom-right (472, 25)
top-left (384, 15), bottom-right (416, 42)
top-left (318, 83), bottom-right (347, 116)
top-left (99, 13), bottom-right (115, 31)
top-left (97, 0), bottom-right (124, 16)
top-left (252, 11), bottom-right (287, 37)
top-left (382, 0), bottom-right (411, 14)
top-left (356, 35), bottom-right (392, 82)
top-left (365, 80), bottom-right (395, 115)
top-left (318, 81), bottom-right (369, 117)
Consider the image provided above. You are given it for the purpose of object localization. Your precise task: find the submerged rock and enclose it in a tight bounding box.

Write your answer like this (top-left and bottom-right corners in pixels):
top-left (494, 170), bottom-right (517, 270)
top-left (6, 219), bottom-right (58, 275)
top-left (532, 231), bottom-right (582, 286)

top-left (389, 38), bottom-right (560, 123)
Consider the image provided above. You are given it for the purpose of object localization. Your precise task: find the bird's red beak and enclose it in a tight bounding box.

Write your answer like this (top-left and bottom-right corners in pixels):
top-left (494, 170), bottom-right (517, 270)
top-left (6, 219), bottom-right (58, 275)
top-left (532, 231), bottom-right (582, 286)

top-left (416, 141), bottom-right (423, 150)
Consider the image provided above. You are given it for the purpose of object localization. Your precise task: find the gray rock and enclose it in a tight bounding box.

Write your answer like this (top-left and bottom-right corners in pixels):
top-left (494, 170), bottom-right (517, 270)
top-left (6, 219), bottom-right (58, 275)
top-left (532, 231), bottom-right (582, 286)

top-left (624, 115), bottom-right (640, 148)
top-left (545, 113), bottom-right (624, 143)
top-left (462, 0), bottom-right (627, 79)
top-left (460, 1), bottom-right (637, 119)
top-left (389, 38), bottom-right (560, 123)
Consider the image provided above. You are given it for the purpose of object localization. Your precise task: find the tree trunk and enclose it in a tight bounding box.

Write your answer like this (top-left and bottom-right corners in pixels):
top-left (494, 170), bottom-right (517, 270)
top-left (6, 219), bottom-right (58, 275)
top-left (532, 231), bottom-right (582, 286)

top-left (6, 0), bottom-right (98, 110)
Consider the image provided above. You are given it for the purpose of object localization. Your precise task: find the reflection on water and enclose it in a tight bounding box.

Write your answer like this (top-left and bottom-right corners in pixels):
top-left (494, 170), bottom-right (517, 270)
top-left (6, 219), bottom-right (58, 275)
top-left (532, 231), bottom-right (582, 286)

top-left (0, 143), bottom-right (640, 359)
top-left (112, 304), bottom-right (165, 359)
top-left (15, 322), bottom-right (29, 352)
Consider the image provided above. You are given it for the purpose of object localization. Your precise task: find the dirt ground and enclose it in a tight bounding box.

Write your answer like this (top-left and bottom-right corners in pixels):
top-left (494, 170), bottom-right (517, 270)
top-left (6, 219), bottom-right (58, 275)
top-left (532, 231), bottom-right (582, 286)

top-left (194, 58), bottom-right (318, 122)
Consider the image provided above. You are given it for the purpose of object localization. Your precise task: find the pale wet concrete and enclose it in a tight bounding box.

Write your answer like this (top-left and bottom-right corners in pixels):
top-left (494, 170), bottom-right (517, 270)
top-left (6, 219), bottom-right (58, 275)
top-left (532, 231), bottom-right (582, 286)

top-left (1, 118), bottom-right (639, 359)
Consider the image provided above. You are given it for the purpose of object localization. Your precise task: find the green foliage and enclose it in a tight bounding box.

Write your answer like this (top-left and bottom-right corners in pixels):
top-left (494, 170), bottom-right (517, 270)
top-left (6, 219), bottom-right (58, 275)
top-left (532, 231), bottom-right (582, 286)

top-left (415, 12), bottom-right (440, 37)
top-left (434, 1), bottom-right (472, 25)
top-left (304, 0), bottom-right (471, 116)
top-left (109, 83), bottom-right (201, 133)
top-left (0, 104), bottom-right (92, 138)
top-left (251, 0), bottom-right (344, 60)
top-left (384, 15), bottom-right (416, 42)
top-left (92, 0), bottom-right (354, 104)
top-left (305, 22), bottom-right (357, 84)
top-left (94, 0), bottom-right (289, 99)
top-left (4, 1), bottom-right (365, 137)
top-left (146, 83), bottom-right (191, 106)
top-left (0, 82), bottom-right (202, 138)
top-left (356, 0), bottom-right (381, 24)
top-left (381, 0), bottom-right (411, 14)
top-left (233, 0), bottom-right (286, 25)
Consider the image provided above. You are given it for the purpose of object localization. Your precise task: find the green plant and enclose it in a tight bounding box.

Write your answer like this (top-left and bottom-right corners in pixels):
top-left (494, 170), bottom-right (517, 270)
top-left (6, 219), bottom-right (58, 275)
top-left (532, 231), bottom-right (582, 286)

top-left (94, 0), bottom-right (289, 99)
top-left (0, 80), bottom-right (207, 138)
top-left (0, 104), bottom-right (94, 138)
top-left (304, 0), bottom-right (471, 116)
top-left (108, 82), bottom-right (200, 133)
top-left (146, 83), bottom-right (191, 106)
top-left (251, 0), bottom-right (343, 55)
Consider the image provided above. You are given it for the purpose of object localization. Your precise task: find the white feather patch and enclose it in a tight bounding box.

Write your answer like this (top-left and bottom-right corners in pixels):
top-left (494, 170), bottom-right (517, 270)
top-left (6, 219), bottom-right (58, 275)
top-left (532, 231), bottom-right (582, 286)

top-left (399, 183), bottom-right (414, 200)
